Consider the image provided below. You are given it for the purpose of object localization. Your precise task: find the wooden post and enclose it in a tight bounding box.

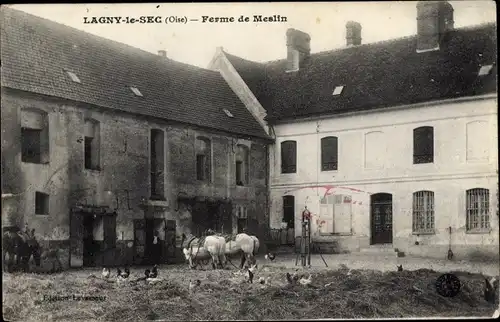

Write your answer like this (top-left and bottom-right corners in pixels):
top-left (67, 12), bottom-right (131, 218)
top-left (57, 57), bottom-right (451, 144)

top-left (307, 218), bottom-right (311, 266)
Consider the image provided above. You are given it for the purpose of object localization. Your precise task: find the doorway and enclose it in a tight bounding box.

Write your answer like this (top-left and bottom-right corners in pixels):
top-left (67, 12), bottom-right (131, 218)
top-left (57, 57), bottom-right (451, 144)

top-left (370, 193), bottom-right (393, 244)
top-left (83, 215), bottom-right (96, 266)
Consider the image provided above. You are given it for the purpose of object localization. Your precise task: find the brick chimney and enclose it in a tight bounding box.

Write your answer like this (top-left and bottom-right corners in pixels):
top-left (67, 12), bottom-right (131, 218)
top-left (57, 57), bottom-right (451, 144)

top-left (158, 50), bottom-right (167, 57)
top-left (286, 28), bottom-right (311, 72)
top-left (416, 1), bottom-right (454, 53)
top-left (346, 21), bottom-right (362, 46)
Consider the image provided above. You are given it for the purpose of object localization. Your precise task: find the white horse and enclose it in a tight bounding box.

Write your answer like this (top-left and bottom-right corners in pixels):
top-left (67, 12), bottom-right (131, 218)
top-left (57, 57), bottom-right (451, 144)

top-left (181, 233), bottom-right (226, 270)
top-left (224, 233), bottom-right (260, 269)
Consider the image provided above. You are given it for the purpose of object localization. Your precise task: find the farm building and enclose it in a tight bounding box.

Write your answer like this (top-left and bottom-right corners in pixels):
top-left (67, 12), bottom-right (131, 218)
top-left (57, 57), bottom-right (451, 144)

top-left (1, 7), bottom-right (272, 269)
top-left (209, 1), bottom-right (499, 261)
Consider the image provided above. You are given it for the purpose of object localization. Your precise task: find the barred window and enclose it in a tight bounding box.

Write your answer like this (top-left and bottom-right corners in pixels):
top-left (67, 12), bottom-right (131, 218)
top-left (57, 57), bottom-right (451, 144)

top-left (412, 191), bottom-right (435, 233)
top-left (281, 141), bottom-right (297, 174)
top-left (466, 188), bottom-right (490, 231)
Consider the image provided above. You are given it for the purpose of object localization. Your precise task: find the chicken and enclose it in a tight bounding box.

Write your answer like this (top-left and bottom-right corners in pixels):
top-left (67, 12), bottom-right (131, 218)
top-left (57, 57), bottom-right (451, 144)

top-left (246, 268), bottom-right (255, 284)
top-left (189, 279), bottom-right (201, 291)
top-left (484, 277), bottom-right (498, 304)
top-left (299, 274), bottom-right (312, 286)
top-left (397, 265), bottom-right (403, 272)
top-left (149, 265), bottom-right (158, 279)
top-left (144, 269), bottom-right (151, 278)
top-left (101, 267), bottom-right (110, 279)
top-left (116, 267), bottom-right (130, 280)
top-left (286, 272), bottom-right (294, 284)
top-left (265, 253), bottom-right (276, 261)
top-left (122, 268), bottom-right (130, 278)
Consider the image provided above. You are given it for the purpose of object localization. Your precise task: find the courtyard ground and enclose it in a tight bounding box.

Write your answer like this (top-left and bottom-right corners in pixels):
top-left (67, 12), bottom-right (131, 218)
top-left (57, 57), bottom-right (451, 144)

top-left (3, 253), bottom-right (499, 321)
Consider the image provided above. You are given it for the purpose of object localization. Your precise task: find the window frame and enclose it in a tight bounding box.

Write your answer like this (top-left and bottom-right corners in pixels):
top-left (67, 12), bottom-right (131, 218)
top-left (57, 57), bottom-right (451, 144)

top-left (21, 127), bottom-right (42, 164)
top-left (413, 126), bottom-right (434, 164)
top-left (35, 191), bottom-right (49, 215)
top-left (83, 119), bottom-right (101, 171)
top-left (466, 188), bottom-right (491, 233)
top-left (150, 129), bottom-right (165, 200)
top-left (321, 136), bottom-right (338, 172)
top-left (281, 140), bottom-right (297, 174)
top-left (412, 190), bottom-right (435, 234)
top-left (195, 136), bottom-right (212, 182)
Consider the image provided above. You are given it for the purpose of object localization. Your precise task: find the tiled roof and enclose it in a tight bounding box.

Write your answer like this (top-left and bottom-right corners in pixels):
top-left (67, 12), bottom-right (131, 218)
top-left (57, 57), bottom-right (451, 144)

top-left (0, 7), bottom-right (270, 140)
top-left (225, 23), bottom-right (497, 123)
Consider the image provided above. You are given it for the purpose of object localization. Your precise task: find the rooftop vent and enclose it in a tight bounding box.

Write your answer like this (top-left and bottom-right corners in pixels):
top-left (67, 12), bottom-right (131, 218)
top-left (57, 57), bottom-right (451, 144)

top-left (65, 70), bottom-right (81, 83)
top-left (223, 108), bottom-right (234, 117)
top-left (332, 86), bottom-right (344, 96)
top-left (130, 86), bottom-right (143, 97)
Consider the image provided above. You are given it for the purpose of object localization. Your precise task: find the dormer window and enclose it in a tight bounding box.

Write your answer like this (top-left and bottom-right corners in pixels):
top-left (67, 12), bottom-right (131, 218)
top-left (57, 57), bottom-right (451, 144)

top-left (332, 86), bottom-right (344, 96)
top-left (478, 65), bottom-right (493, 76)
top-left (223, 108), bottom-right (234, 118)
top-left (65, 70), bottom-right (81, 83)
top-left (130, 86), bottom-right (143, 97)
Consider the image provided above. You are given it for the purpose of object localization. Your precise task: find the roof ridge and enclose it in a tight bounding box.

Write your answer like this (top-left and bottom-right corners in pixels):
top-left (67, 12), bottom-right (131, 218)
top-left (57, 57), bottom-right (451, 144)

top-left (2, 6), bottom-right (217, 73)
top-left (260, 21), bottom-right (497, 66)
top-left (222, 50), bottom-right (265, 66)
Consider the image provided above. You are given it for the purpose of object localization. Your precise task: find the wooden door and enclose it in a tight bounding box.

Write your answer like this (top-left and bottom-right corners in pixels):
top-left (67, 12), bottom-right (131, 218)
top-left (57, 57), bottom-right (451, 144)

top-left (70, 211), bottom-right (84, 267)
top-left (370, 193), bottom-right (393, 244)
top-left (102, 215), bottom-right (117, 266)
top-left (133, 219), bottom-right (145, 265)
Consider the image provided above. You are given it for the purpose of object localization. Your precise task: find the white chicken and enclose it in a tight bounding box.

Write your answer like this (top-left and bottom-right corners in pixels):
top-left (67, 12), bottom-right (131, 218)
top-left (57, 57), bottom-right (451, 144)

top-left (101, 267), bottom-right (110, 279)
top-left (189, 279), bottom-right (201, 291)
top-left (299, 274), bottom-right (312, 286)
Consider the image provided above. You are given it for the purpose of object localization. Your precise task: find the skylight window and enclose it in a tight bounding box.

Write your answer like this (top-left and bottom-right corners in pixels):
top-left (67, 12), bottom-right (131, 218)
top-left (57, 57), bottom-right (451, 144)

top-left (478, 65), bottom-right (493, 76)
top-left (332, 86), bottom-right (344, 96)
top-left (65, 70), bottom-right (81, 83)
top-left (223, 108), bottom-right (234, 118)
top-left (130, 86), bottom-right (143, 97)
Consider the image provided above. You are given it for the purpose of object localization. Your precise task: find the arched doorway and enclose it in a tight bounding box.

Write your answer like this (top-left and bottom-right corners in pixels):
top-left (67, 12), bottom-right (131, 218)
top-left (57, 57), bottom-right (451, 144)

top-left (370, 193), bottom-right (393, 245)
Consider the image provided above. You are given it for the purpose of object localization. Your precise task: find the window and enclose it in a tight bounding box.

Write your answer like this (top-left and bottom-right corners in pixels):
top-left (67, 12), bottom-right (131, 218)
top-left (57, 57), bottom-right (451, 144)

top-left (196, 137), bottom-right (211, 182)
top-left (35, 192), bottom-right (49, 215)
top-left (237, 206), bottom-right (248, 233)
top-left (130, 86), bottom-right (143, 97)
top-left (22, 128), bottom-right (42, 163)
top-left (21, 108), bottom-right (49, 164)
top-left (235, 144), bottom-right (249, 186)
top-left (413, 126), bottom-right (434, 164)
top-left (364, 131), bottom-right (385, 169)
top-left (319, 194), bottom-right (352, 234)
top-left (282, 195), bottom-right (295, 229)
top-left (412, 191), bottom-right (435, 234)
top-left (332, 86), bottom-right (344, 96)
top-left (321, 136), bottom-right (338, 171)
top-left (281, 141), bottom-right (297, 174)
top-left (65, 70), bottom-right (81, 83)
top-left (466, 121), bottom-right (489, 162)
top-left (466, 188), bottom-right (490, 232)
top-left (150, 129), bottom-right (165, 199)
top-left (84, 119), bottom-right (100, 170)
top-left (478, 65), bottom-right (493, 76)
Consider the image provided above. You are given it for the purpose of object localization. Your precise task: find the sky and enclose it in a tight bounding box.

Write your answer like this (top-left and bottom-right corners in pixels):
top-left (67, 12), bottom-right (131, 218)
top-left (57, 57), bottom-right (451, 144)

top-left (8, 1), bottom-right (497, 69)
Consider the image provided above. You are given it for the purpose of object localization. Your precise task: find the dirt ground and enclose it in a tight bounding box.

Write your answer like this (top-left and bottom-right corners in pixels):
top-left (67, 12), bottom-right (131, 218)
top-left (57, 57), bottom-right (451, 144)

top-left (3, 258), bottom-right (499, 321)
